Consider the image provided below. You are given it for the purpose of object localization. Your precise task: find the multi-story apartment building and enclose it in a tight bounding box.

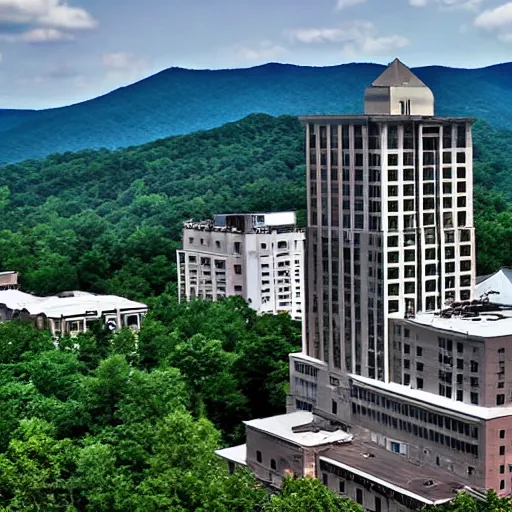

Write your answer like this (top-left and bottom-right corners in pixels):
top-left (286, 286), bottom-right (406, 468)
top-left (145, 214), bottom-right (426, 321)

top-left (217, 59), bottom-right (507, 512)
top-left (177, 211), bottom-right (305, 320)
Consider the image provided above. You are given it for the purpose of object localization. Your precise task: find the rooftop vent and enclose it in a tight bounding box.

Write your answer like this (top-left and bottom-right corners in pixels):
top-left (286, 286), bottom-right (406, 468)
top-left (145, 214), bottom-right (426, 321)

top-left (423, 480), bottom-right (435, 487)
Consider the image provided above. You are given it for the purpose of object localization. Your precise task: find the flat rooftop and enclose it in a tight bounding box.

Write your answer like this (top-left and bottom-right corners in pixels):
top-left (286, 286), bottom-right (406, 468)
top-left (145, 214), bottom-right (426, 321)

top-left (244, 411), bottom-right (353, 447)
top-left (321, 439), bottom-right (465, 505)
top-left (215, 444), bottom-right (247, 466)
top-left (0, 289), bottom-right (147, 319)
top-left (405, 309), bottom-right (512, 338)
top-left (299, 114), bottom-right (475, 124)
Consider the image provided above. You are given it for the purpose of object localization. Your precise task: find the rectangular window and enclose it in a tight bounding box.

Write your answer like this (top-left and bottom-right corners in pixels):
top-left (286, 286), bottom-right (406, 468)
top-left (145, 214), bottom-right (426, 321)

top-left (234, 264), bottom-right (242, 275)
top-left (497, 394), bottom-right (505, 406)
top-left (256, 450), bottom-right (262, 463)
top-left (500, 446), bottom-right (506, 456)
top-left (332, 400), bottom-right (338, 415)
top-left (356, 488), bottom-right (363, 505)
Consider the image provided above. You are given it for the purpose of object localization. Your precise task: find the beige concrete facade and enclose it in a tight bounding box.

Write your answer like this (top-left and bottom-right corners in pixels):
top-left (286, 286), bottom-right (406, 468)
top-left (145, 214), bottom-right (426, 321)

top-left (177, 212), bottom-right (305, 320)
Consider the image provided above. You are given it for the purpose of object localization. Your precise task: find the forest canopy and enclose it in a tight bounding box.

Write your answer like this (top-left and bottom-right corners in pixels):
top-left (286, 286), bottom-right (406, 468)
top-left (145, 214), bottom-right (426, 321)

top-left (0, 114), bottom-right (509, 297)
top-left (0, 115), bottom-right (512, 509)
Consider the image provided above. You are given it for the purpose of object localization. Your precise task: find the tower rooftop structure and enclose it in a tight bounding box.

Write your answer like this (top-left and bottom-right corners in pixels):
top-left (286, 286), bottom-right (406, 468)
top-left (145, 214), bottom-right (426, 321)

top-left (364, 58), bottom-right (434, 116)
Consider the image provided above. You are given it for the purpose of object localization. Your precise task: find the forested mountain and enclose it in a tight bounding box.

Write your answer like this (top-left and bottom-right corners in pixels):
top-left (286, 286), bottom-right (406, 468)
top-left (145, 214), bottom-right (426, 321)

top-left (0, 114), bottom-right (305, 297)
top-left (0, 113), bottom-right (510, 298)
top-left (1, 61), bottom-right (512, 163)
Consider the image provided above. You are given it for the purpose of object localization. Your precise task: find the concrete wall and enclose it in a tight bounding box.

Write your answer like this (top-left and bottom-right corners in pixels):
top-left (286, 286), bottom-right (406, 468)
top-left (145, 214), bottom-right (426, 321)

top-left (321, 470), bottom-right (415, 512)
top-left (364, 86), bottom-right (434, 117)
top-left (485, 417), bottom-right (512, 494)
top-left (245, 427), bottom-right (305, 487)
top-left (179, 226), bottom-right (305, 320)
top-left (483, 337), bottom-right (512, 408)
top-left (389, 318), bottom-right (487, 407)
top-left (390, 87), bottom-right (435, 116)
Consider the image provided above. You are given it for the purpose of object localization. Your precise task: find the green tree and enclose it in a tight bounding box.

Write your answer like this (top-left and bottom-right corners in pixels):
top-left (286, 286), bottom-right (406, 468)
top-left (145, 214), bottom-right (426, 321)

top-left (265, 477), bottom-right (364, 512)
top-left (0, 418), bottom-right (76, 511)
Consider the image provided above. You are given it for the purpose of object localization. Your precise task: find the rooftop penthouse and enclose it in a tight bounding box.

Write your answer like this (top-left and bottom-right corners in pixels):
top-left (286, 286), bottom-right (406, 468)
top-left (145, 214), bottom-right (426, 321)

top-left (183, 211), bottom-right (303, 235)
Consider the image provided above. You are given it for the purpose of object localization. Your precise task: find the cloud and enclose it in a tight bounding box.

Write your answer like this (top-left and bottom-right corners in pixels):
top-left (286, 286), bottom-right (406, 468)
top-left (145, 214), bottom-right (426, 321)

top-left (474, 2), bottom-right (512, 42)
top-left (336, 0), bottom-right (366, 9)
top-left (0, 0), bottom-right (96, 43)
top-left (19, 27), bottom-right (73, 42)
top-left (285, 21), bottom-right (409, 55)
top-left (102, 52), bottom-right (149, 84)
top-left (409, 0), bottom-right (485, 9)
top-left (236, 41), bottom-right (288, 61)
top-left (475, 2), bottom-right (512, 29)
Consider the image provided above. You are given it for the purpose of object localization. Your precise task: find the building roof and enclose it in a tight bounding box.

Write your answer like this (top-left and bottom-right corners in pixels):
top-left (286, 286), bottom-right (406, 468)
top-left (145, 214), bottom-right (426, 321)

top-left (215, 444), bottom-right (247, 466)
top-left (351, 374), bottom-right (512, 421)
top-left (289, 351), bottom-right (328, 366)
top-left (244, 411), bottom-right (353, 447)
top-left (299, 115), bottom-right (475, 124)
top-left (405, 309), bottom-right (512, 338)
top-left (321, 439), bottom-right (464, 505)
top-left (371, 58), bottom-right (427, 88)
top-left (0, 289), bottom-right (147, 319)
top-left (475, 267), bottom-right (512, 305)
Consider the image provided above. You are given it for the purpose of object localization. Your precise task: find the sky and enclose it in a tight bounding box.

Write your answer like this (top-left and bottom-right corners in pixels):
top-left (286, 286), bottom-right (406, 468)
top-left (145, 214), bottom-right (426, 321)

top-left (0, 0), bottom-right (511, 109)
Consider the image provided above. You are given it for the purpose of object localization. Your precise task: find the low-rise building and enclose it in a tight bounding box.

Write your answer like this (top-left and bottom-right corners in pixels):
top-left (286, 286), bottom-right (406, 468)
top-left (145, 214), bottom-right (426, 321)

top-left (177, 211), bottom-right (305, 321)
top-left (0, 289), bottom-right (148, 336)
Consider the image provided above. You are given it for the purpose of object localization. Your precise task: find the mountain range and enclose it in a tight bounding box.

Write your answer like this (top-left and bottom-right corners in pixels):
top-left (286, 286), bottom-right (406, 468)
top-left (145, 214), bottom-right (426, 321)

top-left (1, 61), bottom-right (512, 164)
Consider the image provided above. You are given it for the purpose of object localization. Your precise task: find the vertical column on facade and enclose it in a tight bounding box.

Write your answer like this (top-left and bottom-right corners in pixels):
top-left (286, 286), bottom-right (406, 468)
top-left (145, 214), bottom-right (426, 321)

top-left (331, 123), bottom-right (342, 372)
top-left (326, 124), bottom-right (333, 368)
top-left (340, 123), bottom-right (350, 374)
top-left (417, 125), bottom-right (426, 312)
top-left (360, 123), bottom-right (370, 378)
top-left (349, 124), bottom-right (357, 375)
top-left (466, 122), bottom-right (476, 296)
top-left (381, 122), bottom-right (390, 382)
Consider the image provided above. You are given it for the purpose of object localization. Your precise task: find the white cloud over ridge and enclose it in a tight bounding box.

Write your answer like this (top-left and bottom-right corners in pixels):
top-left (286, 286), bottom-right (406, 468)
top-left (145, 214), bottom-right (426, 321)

top-left (236, 41), bottom-right (288, 61)
top-left (0, 0), bottom-right (96, 44)
top-left (474, 2), bottom-right (512, 43)
top-left (336, 0), bottom-right (366, 10)
top-left (409, 0), bottom-right (485, 9)
top-left (102, 52), bottom-right (149, 84)
top-left (285, 20), bottom-right (409, 56)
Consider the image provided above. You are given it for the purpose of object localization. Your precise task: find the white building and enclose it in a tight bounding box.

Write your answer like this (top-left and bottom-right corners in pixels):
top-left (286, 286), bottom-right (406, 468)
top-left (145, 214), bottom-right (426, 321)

top-left (217, 60), bottom-right (496, 511)
top-left (302, 58), bottom-right (475, 382)
top-left (0, 289), bottom-right (148, 337)
top-left (177, 212), bottom-right (305, 321)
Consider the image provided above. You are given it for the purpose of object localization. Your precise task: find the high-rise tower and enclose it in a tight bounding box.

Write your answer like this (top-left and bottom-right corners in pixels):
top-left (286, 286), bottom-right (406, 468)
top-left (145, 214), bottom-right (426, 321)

top-left (302, 58), bottom-right (475, 383)
top-left (218, 61), bottom-right (512, 510)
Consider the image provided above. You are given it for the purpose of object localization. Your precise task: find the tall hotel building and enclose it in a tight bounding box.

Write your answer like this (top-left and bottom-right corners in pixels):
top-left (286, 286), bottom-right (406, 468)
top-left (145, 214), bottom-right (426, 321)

top-left (303, 58), bottom-right (474, 384)
top-left (217, 60), bottom-right (512, 511)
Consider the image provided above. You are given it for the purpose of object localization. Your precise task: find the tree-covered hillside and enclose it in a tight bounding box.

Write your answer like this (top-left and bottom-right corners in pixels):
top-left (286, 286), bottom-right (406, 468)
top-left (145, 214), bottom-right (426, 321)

top-left (0, 113), bottom-right (511, 295)
top-left (0, 114), bottom-right (305, 297)
top-left (2, 61), bottom-right (512, 163)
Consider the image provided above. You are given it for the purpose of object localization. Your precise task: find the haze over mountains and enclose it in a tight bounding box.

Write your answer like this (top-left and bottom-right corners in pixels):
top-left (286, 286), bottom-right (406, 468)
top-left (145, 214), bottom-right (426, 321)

top-left (1, 61), bottom-right (511, 164)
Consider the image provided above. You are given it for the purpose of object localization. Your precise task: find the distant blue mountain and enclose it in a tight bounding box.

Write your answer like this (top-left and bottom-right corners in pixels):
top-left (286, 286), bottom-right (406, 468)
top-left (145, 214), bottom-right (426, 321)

top-left (1, 61), bottom-right (511, 163)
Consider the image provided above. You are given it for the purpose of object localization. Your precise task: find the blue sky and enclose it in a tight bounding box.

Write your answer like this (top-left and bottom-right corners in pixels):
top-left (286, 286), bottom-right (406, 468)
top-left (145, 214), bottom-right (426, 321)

top-left (0, 0), bottom-right (511, 109)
